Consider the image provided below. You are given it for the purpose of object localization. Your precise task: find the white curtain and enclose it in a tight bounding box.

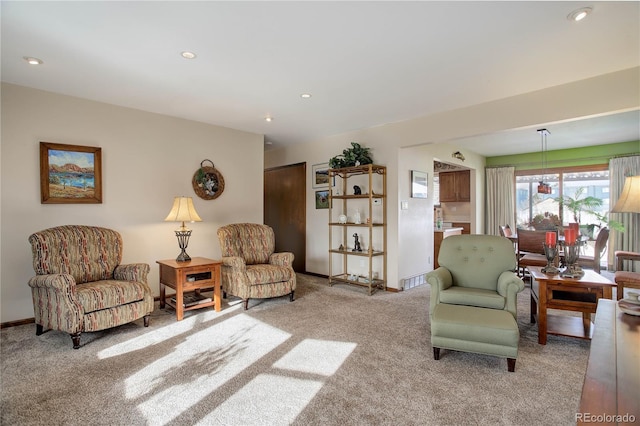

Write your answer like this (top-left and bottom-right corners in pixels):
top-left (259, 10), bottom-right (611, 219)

top-left (486, 167), bottom-right (516, 236)
top-left (609, 155), bottom-right (640, 271)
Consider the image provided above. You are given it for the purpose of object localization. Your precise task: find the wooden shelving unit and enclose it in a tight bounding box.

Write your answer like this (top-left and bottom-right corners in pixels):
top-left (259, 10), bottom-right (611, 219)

top-left (328, 164), bottom-right (386, 295)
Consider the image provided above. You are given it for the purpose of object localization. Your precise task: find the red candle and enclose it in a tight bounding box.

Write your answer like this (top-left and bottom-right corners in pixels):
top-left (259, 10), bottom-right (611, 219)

top-left (545, 231), bottom-right (556, 246)
top-left (564, 229), bottom-right (576, 245)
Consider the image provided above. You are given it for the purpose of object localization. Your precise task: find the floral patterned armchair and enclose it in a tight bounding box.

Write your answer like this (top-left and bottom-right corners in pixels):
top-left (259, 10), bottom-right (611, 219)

top-left (28, 225), bottom-right (153, 348)
top-left (217, 223), bottom-right (296, 310)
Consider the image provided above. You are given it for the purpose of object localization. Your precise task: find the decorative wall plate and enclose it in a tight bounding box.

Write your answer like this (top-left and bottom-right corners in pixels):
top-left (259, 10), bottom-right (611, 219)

top-left (192, 159), bottom-right (225, 200)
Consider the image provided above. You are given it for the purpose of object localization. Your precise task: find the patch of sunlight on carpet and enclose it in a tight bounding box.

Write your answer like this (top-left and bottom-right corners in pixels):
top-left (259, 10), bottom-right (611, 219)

top-left (196, 374), bottom-right (324, 426)
top-left (273, 338), bottom-right (357, 376)
top-left (128, 314), bottom-right (291, 425)
top-left (98, 304), bottom-right (243, 359)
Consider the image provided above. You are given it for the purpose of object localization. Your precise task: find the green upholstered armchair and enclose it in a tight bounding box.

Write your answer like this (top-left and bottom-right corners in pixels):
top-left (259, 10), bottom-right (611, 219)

top-left (426, 234), bottom-right (525, 371)
top-left (217, 223), bottom-right (296, 310)
top-left (28, 225), bottom-right (153, 349)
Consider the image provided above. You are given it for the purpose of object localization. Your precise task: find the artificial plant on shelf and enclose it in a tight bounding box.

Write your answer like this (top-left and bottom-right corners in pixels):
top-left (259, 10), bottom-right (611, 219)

top-left (329, 142), bottom-right (373, 169)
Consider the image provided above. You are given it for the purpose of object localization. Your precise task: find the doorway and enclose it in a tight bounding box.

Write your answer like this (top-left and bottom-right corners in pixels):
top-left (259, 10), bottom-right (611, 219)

top-left (264, 162), bottom-right (306, 272)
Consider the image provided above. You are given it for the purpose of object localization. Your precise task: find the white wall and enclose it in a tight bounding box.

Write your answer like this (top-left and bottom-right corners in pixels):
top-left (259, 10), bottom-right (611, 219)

top-left (265, 67), bottom-right (639, 289)
top-left (1, 83), bottom-right (264, 323)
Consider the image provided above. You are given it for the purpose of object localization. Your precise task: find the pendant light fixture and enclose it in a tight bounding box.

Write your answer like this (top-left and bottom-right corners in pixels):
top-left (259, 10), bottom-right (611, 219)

top-left (537, 128), bottom-right (552, 194)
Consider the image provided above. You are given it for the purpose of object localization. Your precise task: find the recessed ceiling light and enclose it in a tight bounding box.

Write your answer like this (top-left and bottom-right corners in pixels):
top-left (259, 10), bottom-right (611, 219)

top-left (265, 116), bottom-right (273, 122)
top-left (181, 51), bottom-right (197, 59)
top-left (567, 7), bottom-right (592, 22)
top-left (301, 93), bottom-right (312, 99)
top-left (23, 56), bottom-right (43, 65)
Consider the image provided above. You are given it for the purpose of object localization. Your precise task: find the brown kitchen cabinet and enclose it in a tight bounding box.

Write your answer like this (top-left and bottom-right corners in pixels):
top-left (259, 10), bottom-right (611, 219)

top-left (438, 170), bottom-right (470, 202)
top-left (434, 228), bottom-right (463, 268)
top-left (452, 222), bottom-right (471, 234)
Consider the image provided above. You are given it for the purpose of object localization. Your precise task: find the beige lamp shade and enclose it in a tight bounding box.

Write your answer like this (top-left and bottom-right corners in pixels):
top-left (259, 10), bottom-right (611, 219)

top-left (165, 196), bottom-right (202, 230)
top-left (611, 176), bottom-right (640, 214)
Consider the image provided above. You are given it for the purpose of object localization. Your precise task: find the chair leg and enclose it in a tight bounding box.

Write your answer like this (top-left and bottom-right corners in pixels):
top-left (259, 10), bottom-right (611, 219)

top-left (35, 324), bottom-right (44, 336)
top-left (289, 290), bottom-right (295, 302)
top-left (70, 333), bottom-right (81, 349)
top-left (617, 284), bottom-right (624, 300)
top-left (507, 358), bottom-right (516, 372)
top-left (243, 299), bottom-right (249, 310)
top-left (433, 347), bottom-right (440, 360)
top-left (143, 315), bottom-right (150, 327)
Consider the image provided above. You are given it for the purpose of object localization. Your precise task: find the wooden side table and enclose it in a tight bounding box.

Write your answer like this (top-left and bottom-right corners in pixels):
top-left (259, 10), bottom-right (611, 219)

top-left (528, 266), bottom-right (615, 345)
top-left (157, 257), bottom-right (222, 321)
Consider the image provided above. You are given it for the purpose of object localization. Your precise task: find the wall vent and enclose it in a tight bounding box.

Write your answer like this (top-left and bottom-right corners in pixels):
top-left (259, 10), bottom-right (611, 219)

top-left (400, 273), bottom-right (427, 291)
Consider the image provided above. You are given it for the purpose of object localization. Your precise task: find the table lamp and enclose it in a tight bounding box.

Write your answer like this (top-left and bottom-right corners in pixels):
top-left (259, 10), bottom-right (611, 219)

top-left (611, 176), bottom-right (640, 214)
top-left (164, 196), bottom-right (202, 262)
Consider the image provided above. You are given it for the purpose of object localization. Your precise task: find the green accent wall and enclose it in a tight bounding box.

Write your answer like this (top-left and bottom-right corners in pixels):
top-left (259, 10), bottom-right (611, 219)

top-left (486, 141), bottom-right (639, 171)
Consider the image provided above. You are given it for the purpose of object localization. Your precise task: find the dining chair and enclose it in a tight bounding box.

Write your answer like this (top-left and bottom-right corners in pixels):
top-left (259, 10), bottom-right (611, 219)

top-left (576, 227), bottom-right (609, 274)
top-left (517, 229), bottom-right (554, 277)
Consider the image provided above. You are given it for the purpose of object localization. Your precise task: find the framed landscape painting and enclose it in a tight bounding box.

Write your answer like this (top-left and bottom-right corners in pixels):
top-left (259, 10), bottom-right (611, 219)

top-left (40, 142), bottom-right (102, 204)
top-left (315, 190), bottom-right (330, 209)
top-left (312, 163), bottom-right (334, 188)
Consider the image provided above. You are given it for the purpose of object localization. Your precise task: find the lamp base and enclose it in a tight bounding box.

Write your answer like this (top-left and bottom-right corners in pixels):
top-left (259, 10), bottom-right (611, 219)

top-left (176, 250), bottom-right (191, 262)
top-left (174, 230), bottom-right (192, 262)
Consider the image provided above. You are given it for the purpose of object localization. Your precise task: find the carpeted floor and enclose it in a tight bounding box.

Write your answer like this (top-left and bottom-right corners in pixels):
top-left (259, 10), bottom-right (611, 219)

top-left (1, 274), bottom-right (590, 425)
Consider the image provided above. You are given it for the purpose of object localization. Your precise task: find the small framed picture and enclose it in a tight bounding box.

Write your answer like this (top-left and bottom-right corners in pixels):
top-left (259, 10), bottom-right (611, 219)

top-left (315, 190), bottom-right (330, 209)
top-left (40, 142), bottom-right (102, 204)
top-left (312, 163), bottom-right (334, 188)
top-left (411, 170), bottom-right (428, 199)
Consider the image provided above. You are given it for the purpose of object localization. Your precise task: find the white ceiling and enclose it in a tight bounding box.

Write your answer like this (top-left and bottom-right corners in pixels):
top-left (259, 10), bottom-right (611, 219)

top-left (2, 1), bottom-right (639, 156)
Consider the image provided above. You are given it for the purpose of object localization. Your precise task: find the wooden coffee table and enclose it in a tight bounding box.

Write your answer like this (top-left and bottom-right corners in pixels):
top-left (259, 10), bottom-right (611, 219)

top-left (528, 266), bottom-right (615, 345)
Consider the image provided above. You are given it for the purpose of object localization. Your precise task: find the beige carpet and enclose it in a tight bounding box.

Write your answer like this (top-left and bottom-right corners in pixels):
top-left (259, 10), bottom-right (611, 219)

top-left (1, 274), bottom-right (589, 425)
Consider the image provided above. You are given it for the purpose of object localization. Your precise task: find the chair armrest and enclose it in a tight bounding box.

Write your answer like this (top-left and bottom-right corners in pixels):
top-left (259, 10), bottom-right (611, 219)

top-left (615, 251), bottom-right (640, 271)
top-left (221, 256), bottom-right (246, 270)
top-left (497, 271), bottom-right (525, 296)
top-left (114, 263), bottom-right (150, 282)
top-left (497, 271), bottom-right (525, 319)
top-left (28, 274), bottom-right (84, 333)
top-left (28, 274), bottom-right (76, 291)
top-left (269, 252), bottom-right (294, 267)
top-left (425, 267), bottom-right (453, 317)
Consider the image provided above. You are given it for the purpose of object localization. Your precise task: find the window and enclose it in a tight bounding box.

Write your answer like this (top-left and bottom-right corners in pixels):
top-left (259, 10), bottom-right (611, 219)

top-left (516, 166), bottom-right (608, 230)
top-left (515, 165), bottom-right (609, 258)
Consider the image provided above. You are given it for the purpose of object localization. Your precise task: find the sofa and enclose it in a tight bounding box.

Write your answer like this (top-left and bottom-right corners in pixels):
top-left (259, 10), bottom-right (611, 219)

top-left (28, 225), bottom-right (154, 348)
top-left (426, 234), bottom-right (525, 371)
top-left (217, 223), bottom-right (296, 310)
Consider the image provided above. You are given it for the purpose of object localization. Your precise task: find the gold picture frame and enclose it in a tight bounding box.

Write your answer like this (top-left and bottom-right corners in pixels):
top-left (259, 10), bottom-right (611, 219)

top-left (40, 142), bottom-right (102, 204)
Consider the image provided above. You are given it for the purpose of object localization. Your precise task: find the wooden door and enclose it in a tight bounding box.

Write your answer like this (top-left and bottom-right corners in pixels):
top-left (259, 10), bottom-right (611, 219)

top-left (264, 163), bottom-right (306, 273)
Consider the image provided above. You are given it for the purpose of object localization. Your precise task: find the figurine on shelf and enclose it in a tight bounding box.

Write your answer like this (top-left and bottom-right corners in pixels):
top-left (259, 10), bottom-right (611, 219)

top-left (352, 233), bottom-right (362, 252)
top-left (338, 244), bottom-right (344, 251)
top-left (353, 185), bottom-right (362, 195)
top-left (353, 209), bottom-right (362, 224)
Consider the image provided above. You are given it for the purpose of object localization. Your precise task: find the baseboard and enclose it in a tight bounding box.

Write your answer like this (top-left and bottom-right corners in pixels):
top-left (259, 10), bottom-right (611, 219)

top-left (1, 318), bottom-right (35, 329)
